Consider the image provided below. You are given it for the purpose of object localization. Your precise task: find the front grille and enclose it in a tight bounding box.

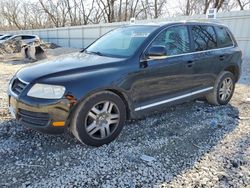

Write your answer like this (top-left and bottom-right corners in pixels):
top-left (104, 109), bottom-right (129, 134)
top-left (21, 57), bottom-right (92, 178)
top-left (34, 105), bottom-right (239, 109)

top-left (18, 109), bottom-right (51, 127)
top-left (11, 78), bottom-right (28, 95)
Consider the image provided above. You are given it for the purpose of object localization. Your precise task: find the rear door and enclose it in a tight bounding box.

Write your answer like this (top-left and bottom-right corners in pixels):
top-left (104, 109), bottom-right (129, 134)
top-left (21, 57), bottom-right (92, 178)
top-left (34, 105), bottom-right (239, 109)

top-left (213, 26), bottom-right (236, 71)
top-left (189, 24), bottom-right (220, 88)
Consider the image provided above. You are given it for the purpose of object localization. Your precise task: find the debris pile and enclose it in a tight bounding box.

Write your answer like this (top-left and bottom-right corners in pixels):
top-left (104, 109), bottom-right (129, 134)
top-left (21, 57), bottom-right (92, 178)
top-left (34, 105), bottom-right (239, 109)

top-left (40, 42), bottom-right (60, 49)
top-left (0, 40), bottom-right (22, 55)
top-left (0, 39), bottom-right (60, 57)
top-left (21, 41), bottom-right (60, 61)
top-left (21, 44), bottom-right (47, 61)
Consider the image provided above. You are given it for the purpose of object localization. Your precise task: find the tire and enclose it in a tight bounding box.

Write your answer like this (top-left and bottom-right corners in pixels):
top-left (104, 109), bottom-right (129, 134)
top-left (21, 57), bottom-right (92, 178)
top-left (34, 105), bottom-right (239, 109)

top-left (70, 91), bottom-right (126, 147)
top-left (206, 71), bottom-right (235, 105)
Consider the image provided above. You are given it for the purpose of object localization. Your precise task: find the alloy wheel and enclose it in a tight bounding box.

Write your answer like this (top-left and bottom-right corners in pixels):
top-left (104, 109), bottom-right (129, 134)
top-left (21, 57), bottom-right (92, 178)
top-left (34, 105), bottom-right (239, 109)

top-left (219, 77), bottom-right (233, 101)
top-left (85, 101), bottom-right (120, 140)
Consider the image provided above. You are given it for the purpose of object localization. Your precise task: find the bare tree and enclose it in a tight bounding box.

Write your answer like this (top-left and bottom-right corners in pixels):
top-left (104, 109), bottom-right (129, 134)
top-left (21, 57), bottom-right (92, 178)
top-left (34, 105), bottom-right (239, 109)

top-left (203, 0), bottom-right (226, 13)
top-left (0, 0), bottom-right (249, 31)
top-left (0, 0), bottom-right (22, 29)
top-left (154, 0), bottom-right (158, 18)
top-left (78, 0), bottom-right (96, 24)
top-left (213, 0), bottom-right (226, 10)
top-left (203, 0), bottom-right (213, 14)
top-left (39, 0), bottom-right (60, 27)
top-left (179, 0), bottom-right (205, 15)
top-left (236, 0), bottom-right (250, 9)
top-left (118, 0), bottom-right (122, 21)
top-left (98, 0), bottom-right (117, 22)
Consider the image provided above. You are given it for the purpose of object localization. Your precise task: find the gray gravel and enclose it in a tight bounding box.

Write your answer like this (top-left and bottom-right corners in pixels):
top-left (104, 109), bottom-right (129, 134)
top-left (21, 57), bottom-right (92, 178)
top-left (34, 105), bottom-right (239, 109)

top-left (0, 57), bottom-right (249, 187)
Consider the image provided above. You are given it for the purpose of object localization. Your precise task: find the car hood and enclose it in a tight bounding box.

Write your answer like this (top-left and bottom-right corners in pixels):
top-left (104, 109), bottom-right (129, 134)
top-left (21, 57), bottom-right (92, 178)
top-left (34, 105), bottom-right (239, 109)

top-left (17, 52), bottom-right (125, 83)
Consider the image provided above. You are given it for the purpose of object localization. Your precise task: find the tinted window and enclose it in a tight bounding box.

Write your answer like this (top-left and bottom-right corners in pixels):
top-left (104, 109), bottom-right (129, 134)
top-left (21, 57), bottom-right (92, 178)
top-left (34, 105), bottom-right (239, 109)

top-left (22, 36), bottom-right (35, 39)
top-left (214, 26), bottom-right (233, 48)
top-left (150, 25), bottom-right (191, 56)
top-left (0, 35), bottom-right (12, 40)
top-left (192, 25), bottom-right (217, 51)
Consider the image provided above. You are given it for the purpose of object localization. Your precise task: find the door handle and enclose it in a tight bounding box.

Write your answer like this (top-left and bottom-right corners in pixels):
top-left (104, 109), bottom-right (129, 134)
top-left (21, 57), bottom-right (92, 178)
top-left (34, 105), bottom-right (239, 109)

top-left (186, 60), bottom-right (194, 68)
top-left (219, 55), bottom-right (225, 61)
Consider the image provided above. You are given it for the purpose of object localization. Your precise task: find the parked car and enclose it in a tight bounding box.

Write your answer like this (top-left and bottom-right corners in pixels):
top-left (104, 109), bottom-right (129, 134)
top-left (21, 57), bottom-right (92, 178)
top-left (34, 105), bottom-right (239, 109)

top-left (0, 34), bottom-right (40, 44)
top-left (0, 34), bottom-right (13, 42)
top-left (8, 21), bottom-right (242, 146)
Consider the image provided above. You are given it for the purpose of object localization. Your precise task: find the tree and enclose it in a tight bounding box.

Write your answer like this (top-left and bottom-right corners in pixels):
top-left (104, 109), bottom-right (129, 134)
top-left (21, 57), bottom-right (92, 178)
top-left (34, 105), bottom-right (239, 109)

top-left (0, 0), bottom-right (249, 31)
top-left (98, 0), bottom-right (117, 23)
top-left (0, 0), bottom-right (22, 29)
top-left (236, 0), bottom-right (250, 10)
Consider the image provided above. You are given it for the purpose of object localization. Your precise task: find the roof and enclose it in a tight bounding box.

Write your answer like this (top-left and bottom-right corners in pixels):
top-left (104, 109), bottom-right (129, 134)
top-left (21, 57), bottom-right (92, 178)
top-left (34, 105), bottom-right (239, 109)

top-left (129, 20), bottom-right (226, 27)
top-left (13, 34), bottom-right (38, 36)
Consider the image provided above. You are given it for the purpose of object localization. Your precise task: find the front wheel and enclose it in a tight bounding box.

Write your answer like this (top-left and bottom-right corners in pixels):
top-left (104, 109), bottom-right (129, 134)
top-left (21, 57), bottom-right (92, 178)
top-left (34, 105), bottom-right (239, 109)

top-left (206, 71), bottom-right (235, 105)
top-left (70, 91), bottom-right (126, 147)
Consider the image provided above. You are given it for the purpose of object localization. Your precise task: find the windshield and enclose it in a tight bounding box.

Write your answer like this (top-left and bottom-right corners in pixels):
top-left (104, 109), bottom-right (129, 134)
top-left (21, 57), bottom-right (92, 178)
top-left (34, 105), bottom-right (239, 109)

top-left (86, 26), bottom-right (158, 58)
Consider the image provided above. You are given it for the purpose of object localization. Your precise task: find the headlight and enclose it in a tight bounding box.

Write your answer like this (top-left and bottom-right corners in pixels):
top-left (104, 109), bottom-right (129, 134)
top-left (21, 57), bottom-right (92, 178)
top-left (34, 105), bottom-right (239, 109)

top-left (27, 83), bottom-right (65, 99)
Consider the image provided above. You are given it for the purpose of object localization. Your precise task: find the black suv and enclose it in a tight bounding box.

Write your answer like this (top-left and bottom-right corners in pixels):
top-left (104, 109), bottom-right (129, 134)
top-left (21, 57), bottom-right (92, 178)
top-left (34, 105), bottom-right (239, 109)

top-left (8, 21), bottom-right (242, 146)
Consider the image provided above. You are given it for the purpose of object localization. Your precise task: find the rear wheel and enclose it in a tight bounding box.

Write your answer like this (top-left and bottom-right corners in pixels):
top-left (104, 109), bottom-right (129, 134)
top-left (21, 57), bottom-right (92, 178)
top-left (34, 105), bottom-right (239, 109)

top-left (206, 71), bottom-right (235, 105)
top-left (71, 91), bottom-right (126, 146)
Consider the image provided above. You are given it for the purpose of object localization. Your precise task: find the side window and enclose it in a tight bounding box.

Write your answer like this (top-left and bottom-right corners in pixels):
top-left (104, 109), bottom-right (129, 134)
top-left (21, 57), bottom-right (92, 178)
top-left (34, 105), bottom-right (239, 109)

top-left (1, 36), bottom-right (10, 40)
top-left (22, 36), bottom-right (34, 39)
top-left (214, 26), bottom-right (234, 48)
top-left (12, 36), bottom-right (21, 41)
top-left (192, 25), bottom-right (217, 51)
top-left (150, 25), bottom-right (191, 56)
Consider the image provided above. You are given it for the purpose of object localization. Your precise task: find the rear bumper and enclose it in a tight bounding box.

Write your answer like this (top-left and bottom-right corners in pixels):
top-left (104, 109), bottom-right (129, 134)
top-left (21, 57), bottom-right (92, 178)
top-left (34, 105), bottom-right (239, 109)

top-left (8, 94), bottom-right (71, 134)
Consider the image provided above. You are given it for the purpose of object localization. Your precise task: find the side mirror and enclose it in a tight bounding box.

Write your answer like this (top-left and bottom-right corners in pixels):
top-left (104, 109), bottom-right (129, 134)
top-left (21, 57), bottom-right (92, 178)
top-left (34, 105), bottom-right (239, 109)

top-left (147, 45), bottom-right (167, 59)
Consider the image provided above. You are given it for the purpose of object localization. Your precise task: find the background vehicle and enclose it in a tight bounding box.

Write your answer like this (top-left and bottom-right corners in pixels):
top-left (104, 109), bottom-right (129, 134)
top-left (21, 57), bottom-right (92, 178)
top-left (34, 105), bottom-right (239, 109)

top-left (0, 34), bottom-right (40, 44)
top-left (8, 21), bottom-right (242, 146)
top-left (0, 34), bottom-right (13, 42)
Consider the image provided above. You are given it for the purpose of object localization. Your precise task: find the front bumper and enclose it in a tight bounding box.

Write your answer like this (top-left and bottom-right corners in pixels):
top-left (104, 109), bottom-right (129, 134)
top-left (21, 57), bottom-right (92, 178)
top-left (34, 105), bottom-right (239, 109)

top-left (8, 94), bottom-right (71, 134)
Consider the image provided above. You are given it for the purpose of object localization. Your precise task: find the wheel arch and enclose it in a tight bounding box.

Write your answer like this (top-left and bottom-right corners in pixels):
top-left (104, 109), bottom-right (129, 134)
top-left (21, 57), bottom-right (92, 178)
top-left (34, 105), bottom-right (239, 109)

top-left (224, 65), bottom-right (240, 82)
top-left (67, 87), bottom-right (132, 127)
top-left (105, 88), bottom-right (131, 120)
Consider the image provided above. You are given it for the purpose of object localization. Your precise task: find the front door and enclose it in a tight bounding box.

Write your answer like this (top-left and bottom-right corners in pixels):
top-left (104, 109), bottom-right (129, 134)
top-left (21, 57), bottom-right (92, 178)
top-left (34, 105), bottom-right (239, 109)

top-left (131, 25), bottom-right (199, 110)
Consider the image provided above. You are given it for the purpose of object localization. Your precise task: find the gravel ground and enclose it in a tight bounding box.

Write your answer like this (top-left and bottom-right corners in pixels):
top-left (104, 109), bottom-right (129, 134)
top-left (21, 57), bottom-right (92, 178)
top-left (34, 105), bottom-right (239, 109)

top-left (0, 54), bottom-right (249, 187)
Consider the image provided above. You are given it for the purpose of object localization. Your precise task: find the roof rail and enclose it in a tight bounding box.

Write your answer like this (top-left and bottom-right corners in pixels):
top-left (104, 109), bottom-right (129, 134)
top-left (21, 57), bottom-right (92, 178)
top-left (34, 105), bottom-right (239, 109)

top-left (184, 18), bottom-right (222, 24)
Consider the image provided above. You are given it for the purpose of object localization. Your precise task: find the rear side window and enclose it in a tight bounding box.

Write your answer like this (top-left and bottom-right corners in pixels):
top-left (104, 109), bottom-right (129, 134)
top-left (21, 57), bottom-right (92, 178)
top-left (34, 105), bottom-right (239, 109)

top-left (12, 36), bottom-right (21, 41)
top-left (22, 36), bottom-right (35, 39)
top-left (214, 26), bottom-right (234, 48)
top-left (192, 25), bottom-right (217, 51)
top-left (150, 25), bottom-right (191, 56)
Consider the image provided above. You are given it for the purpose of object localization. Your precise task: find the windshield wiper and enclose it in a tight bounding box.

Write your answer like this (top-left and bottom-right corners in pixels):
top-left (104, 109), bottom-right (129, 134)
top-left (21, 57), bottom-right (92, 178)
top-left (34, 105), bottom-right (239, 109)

top-left (85, 50), bottom-right (105, 56)
top-left (80, 48), bottom-right (85, 52)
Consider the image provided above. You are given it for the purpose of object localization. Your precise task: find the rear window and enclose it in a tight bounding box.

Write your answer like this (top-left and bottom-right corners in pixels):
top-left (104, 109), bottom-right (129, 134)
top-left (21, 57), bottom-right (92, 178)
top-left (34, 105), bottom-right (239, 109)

top-left (214, 26), bottom-right (234, 48)
top-left (192, 25), bottom-right (217, 51)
